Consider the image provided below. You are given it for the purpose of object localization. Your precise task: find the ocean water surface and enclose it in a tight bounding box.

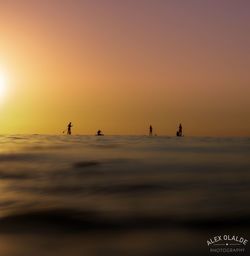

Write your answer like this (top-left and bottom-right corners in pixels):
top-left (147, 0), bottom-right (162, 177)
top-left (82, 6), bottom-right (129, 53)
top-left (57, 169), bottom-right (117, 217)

top-left (0, 135), bottom-right (249, 255)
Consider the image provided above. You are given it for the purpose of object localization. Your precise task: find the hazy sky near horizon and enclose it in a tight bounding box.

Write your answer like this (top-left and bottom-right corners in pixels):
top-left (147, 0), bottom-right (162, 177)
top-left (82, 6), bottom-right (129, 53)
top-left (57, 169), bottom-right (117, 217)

top-left (0, 0), bottom-right (250, 135)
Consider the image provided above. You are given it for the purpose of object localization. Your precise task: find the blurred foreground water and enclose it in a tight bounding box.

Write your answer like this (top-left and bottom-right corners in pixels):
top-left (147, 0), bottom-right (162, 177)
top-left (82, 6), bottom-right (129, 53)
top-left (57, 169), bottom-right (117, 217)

top-left (0, 135), bottom-right (249, 255)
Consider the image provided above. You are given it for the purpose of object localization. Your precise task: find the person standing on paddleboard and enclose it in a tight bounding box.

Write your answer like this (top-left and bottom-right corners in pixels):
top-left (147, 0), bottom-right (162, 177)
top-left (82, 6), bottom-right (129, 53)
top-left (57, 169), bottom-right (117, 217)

top-left (67, 122), bottom-right (73, 135)
top-left (179, 123), bottom-right (182, 136)
top-left (149, 125), bottom-right (153, 136)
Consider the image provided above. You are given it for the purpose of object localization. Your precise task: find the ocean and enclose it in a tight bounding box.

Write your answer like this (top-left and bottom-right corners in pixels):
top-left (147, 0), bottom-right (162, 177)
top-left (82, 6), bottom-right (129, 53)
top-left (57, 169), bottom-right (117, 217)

top-left (0, 135), bottom-right (249, 256)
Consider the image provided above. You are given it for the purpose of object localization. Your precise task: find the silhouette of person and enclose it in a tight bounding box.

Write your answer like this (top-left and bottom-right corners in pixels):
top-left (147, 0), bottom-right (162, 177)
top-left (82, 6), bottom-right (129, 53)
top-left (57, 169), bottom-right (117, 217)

top-left (179, 123), bottom-right (182, 136)
top-left (67, 122), bottom-right (72, 135)
top-left (149, 125), bottom-right (153, 136)
top-left (96, 130), bottom-right (103, 136)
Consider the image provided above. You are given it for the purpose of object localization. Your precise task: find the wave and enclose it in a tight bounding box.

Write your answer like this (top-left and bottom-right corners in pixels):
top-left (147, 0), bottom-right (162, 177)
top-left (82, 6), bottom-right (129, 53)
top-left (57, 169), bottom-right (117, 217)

top-left (1, 208), bottom-right (250, 234)
top-left (0, 153), bottom-right (46, 162)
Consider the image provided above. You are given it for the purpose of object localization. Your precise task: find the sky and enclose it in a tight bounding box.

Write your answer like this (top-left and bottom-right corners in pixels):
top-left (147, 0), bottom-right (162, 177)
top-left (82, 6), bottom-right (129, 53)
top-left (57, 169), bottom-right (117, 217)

top-left (0, 0), bottom-right (249, 135)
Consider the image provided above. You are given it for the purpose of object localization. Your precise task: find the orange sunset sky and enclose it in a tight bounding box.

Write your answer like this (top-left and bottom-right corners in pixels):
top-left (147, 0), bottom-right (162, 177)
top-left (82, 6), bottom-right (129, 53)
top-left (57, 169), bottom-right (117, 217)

top-left (0, 0), bottom-right (249, 136)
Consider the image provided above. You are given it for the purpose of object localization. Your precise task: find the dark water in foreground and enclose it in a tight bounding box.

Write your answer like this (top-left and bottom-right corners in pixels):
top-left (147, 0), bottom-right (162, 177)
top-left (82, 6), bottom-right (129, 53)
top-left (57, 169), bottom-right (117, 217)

top-left (0, 135), bottom-right (249, 256)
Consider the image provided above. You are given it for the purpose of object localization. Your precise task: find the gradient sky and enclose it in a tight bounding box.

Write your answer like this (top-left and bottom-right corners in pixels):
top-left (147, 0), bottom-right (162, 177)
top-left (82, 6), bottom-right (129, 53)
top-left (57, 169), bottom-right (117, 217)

top-left (0, 0), bottom-right (249, 135)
